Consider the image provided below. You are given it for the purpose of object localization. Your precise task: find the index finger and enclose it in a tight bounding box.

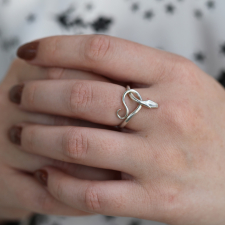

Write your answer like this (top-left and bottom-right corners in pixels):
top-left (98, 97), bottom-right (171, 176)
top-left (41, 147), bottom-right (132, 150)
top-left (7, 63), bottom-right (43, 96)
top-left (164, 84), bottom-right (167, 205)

top-left (17, 35), bottom-right (174, 84)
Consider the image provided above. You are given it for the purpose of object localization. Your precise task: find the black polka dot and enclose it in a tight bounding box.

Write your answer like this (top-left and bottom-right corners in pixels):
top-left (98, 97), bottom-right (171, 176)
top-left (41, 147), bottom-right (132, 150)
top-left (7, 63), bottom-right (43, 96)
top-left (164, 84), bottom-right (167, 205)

top-left (55, 6), bottom-right (76, 29)
top-left (165, 4), bottom-right (175, 14)
top-left (194, 9), bottom-right (203, 19)
top-left (86, 3), bottom-right (93, 10)
top-left (104, 216), bottom-right (116, 221)
top-left (206, 0), bottom-right (215, 9)
top-left (144, 10), bottom-right (154, 20)
top-left (71, 17), bottom-right (86, 27)
top-left (91, 16), bottom-right (113, 32)
top-left (2, 0), bottom-right (10, 5)
top-left (156, 46), bottom-right (165, 50)
top-left (220, 43), bottom-right (225, 56)
top-left (128, 220), bottom-right (142, 225)
top-left (194, 52), bottom-right (206, 63)
top-left (218, 70), bottom-right (225, 87)
top-left (27, 13), bottom-right (36, 23)
top-left (51, 223), bottom-right (61, 225)
top-left (29, 215), bottom-right (50, 225)
top-left (1, 37), bottom-right (19, 51)
top-left (131, 3), bottom-right (139, 12)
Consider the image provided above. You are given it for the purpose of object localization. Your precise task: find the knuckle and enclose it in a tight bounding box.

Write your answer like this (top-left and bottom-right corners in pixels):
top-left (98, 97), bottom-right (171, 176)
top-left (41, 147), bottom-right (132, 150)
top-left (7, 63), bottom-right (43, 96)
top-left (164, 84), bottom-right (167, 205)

top-left (46, 68), bottom-right (65, 80)
top-left (169, 56), bottom-right (198, 83)
top-left (172, 55), bottom-right (192, 69)
top-left (70, 81), bottom-right (93, 113)
top-left (84, 184), bottom-right (102, 212)
top-left (153, 185), bottom-right (181, 222)
top-left (62, 128), bottom-right (88, 160)
top-left (161, 100), bottom-right (196, 134)
top-left (84, 35), bottom-right (111, 63)
top-left (174, 57), bottom-right (195, 77)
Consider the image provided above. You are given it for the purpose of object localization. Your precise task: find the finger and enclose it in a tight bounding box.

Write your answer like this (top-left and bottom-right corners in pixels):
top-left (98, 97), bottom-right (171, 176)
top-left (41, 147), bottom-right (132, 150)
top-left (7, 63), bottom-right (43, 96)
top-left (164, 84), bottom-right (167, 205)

top-left (20, 94), bottom-right (117, 130)
top-left (17, 35), bottom-right (175, 84)
top-left (6, 110), bottom-right (111, 171)
top-left (3, 168), bottom-right (92, 216)
top-left (5, 141), bottom-right (119, 181)
top-left (3, 59), bottom-right (46, 85)
top-left (20, 80), bottom-right (159, 129)
top-left (18, 65), bottom-right (110, 83)
top-left (43, 167), bottom-right (151, 218)
top-left (5, 58), bottom-right (109, 84)
top-left (6, 125), bottom-right (119, 180)
top-left (27, 112), bottom-right (112, 129)
top-left (20, 124), bottom-right (140, 175)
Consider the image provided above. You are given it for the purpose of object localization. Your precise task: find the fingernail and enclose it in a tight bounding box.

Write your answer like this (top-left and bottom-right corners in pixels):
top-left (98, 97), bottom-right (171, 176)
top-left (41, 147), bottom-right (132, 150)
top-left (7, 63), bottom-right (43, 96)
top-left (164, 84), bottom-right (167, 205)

top-left (8, 126), bottom-right (22, 145)
top-left (9, 84), bottom-right (24, 104)
top-left (17, 41), bottom-right (39, 60)
top-left (35, 170), bottom-right (48, 186)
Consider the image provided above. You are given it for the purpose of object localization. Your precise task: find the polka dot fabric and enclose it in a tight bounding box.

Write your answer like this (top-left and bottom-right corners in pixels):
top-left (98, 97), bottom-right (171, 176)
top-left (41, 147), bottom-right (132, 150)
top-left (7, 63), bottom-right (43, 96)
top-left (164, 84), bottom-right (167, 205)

top-left (1, 0), bottom-right (225, 225)
top-left (1, 0), bottom-right (225, 83)
top-left (23, 214), bottom-right (165, 225)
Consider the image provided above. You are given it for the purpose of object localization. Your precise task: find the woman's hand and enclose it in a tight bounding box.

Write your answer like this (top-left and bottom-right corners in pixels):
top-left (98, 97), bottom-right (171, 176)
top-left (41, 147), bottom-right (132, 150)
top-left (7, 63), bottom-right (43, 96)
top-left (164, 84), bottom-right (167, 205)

top-left (15, 35), bottom-right (225, 225)
top-left (0, 58), bottom-right (119, 220)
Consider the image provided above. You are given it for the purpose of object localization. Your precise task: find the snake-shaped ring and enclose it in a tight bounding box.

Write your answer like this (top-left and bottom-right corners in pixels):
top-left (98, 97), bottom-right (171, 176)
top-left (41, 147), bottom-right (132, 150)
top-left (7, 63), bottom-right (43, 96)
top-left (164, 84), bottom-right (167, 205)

top-left (117, 86), bottom-right (158, 128)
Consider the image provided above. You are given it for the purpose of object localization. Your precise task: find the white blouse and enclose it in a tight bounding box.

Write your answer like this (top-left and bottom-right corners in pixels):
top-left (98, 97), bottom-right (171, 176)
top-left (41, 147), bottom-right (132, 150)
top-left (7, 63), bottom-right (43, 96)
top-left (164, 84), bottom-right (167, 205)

top-left (0, 0), bottom-right (225, 225)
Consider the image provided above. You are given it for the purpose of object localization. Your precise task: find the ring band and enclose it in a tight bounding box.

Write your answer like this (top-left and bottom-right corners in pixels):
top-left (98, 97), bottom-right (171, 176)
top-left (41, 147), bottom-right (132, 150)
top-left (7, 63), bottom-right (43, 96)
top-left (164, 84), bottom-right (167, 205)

top-left (117, 86), bottom-right (158, 128)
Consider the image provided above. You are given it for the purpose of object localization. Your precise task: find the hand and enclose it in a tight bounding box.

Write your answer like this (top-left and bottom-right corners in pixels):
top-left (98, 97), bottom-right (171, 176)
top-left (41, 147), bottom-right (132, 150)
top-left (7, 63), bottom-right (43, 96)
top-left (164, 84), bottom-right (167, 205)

top-left (15, 35), bottom-right (225, 225)
top-left (0, 58), bottom-right (119, 220)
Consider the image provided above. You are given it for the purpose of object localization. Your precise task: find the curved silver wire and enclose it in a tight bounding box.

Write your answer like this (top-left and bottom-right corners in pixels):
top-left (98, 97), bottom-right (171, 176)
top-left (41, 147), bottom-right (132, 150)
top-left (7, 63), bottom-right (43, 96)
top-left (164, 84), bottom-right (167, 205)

top-left (117, 86), bottom-right (158, 128)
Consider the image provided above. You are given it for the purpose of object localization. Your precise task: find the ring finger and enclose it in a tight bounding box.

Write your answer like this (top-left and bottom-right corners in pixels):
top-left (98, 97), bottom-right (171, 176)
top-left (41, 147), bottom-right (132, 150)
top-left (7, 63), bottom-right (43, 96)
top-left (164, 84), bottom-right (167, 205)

top-left (19, 124), bottom-right (142, 176)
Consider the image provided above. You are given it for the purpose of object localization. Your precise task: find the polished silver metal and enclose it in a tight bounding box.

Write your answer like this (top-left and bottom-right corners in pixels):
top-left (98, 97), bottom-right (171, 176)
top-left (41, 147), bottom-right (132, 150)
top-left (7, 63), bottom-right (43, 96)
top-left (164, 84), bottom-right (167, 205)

top-left (117, 86), bottom-right (158, 128)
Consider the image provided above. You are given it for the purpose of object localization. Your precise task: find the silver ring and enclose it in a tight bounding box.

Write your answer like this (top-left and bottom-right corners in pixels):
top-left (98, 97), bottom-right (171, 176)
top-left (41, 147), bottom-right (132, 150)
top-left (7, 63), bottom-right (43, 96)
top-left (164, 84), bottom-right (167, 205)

top-left (117, 86), bottom-right (158, 128)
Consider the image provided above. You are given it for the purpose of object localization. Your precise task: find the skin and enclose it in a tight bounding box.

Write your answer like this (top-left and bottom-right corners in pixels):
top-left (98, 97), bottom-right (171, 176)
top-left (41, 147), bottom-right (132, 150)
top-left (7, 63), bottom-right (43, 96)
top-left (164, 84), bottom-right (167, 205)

top-left (12, 34), bottom-right (225, 225)
top-left (0, 58), bottom-right (119, 220)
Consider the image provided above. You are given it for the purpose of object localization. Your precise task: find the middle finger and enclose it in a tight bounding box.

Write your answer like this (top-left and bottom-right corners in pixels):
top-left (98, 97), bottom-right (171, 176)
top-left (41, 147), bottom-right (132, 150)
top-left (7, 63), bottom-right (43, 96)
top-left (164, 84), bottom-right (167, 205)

top-left (19, 80), bottom-right (158, 130)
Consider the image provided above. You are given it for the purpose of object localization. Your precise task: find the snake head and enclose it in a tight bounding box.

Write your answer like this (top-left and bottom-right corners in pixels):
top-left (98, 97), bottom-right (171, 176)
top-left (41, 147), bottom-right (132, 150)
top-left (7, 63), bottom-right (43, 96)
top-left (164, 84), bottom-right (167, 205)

top-left (142, 100), bottom-right (158, 108)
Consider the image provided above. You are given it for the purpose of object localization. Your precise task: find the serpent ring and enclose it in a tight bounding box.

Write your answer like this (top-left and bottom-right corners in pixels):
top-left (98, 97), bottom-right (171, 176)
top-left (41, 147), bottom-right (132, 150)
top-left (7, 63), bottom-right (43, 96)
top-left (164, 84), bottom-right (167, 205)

top-left (117, 86), bottom-right (158, 128)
